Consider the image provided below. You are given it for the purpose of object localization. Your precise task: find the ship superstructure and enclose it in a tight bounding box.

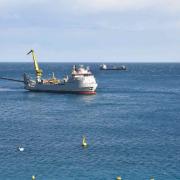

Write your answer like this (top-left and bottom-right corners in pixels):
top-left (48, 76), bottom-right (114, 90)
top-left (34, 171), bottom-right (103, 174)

top-left (24, 50), bottom-right (97, 94)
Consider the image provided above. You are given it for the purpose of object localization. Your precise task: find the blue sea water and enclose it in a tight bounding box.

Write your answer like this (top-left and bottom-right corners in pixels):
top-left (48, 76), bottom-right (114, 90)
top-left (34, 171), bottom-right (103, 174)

top-left (0, 63), bottom-right (180, 180)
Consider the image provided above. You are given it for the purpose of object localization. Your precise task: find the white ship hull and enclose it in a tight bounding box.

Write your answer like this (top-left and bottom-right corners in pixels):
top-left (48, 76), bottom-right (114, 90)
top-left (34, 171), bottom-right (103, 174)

top-left (25, 83), bottom-right (97, 94)
top-left (24, 75), bottom-right (98, 94)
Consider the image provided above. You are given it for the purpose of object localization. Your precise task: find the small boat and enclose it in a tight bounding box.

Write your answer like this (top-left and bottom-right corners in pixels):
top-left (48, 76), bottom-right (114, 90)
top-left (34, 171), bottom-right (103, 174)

top-left (100, 64), bottom-right (107, 70)
top-left (100, 64), bottom-right (127, 71)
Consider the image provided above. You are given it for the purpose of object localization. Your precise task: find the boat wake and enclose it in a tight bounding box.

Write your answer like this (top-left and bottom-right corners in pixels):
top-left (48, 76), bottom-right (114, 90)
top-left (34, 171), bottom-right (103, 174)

top-left (0, 87), bottom-right (25, 92)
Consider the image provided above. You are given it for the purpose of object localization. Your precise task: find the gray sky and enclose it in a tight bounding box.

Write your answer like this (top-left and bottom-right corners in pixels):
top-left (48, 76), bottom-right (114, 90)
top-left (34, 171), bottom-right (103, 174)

top-left (0, 0), bottom-right (180, 62)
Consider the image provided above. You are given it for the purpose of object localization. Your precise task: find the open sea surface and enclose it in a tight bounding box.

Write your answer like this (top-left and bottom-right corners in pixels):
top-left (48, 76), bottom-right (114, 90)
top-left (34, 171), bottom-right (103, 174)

top-left (0, 63), bottom-right (180, 180)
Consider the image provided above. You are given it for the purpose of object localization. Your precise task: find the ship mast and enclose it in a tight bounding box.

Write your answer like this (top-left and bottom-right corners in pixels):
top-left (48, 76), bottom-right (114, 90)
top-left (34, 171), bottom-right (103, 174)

top-left (27, 49), bottom-right (43, 82)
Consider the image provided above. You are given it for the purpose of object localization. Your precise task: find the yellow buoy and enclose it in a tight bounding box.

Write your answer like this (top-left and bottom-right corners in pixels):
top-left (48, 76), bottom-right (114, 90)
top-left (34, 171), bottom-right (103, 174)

top-left (116, 176), bottom-right (122, 180)
top-left (32, 175), bottom-right (36, 180)
top-left (82, 136), bottom-right (88, 147)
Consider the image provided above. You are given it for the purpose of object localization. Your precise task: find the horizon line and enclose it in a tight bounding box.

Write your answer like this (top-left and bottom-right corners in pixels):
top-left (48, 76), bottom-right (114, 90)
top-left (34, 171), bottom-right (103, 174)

top-left (0, 61), bottom-right (179, 63)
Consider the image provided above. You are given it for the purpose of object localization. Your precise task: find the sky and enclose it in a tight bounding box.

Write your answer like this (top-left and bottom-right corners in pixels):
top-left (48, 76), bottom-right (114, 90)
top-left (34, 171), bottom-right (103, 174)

top-left (0, 0), bottom-right (180, 62)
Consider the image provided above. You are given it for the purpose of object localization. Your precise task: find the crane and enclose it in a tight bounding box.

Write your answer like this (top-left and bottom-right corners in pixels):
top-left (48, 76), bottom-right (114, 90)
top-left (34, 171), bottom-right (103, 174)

top-left (27, 49), bottom-right (43, 82)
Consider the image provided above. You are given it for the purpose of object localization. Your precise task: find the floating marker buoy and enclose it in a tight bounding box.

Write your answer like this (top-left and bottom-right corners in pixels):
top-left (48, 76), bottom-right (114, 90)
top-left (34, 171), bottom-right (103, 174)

top-left (18, 146), bottom-right (24, 152)
top-left (32, 175), bottom-right (35, 180)
top-left (116, 176), bottom-right (122, 180)
top-left (82, 136), bottom-right (88, 147)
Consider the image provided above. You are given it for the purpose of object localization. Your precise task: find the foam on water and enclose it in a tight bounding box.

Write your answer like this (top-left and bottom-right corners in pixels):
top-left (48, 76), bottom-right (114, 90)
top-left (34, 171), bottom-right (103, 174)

top-left (0, 87), bottom-right (25, 92)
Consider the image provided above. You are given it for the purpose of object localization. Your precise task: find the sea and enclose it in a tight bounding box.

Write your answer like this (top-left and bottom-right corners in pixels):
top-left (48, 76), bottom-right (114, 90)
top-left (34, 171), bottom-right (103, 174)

top-left (0, 63), bottom-right (179, 180)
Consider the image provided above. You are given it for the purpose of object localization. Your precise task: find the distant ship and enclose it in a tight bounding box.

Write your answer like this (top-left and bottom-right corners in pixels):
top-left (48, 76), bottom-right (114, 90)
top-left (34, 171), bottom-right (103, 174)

top-left (100, 64), bottom-right (127, 71)
top-left (0, 50), bottom-right (98, 95)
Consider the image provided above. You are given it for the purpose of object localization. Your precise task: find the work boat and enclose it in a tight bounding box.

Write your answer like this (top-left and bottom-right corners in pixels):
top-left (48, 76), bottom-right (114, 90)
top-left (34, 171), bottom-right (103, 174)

top-left (24, 50), bottom-right (98, 94)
